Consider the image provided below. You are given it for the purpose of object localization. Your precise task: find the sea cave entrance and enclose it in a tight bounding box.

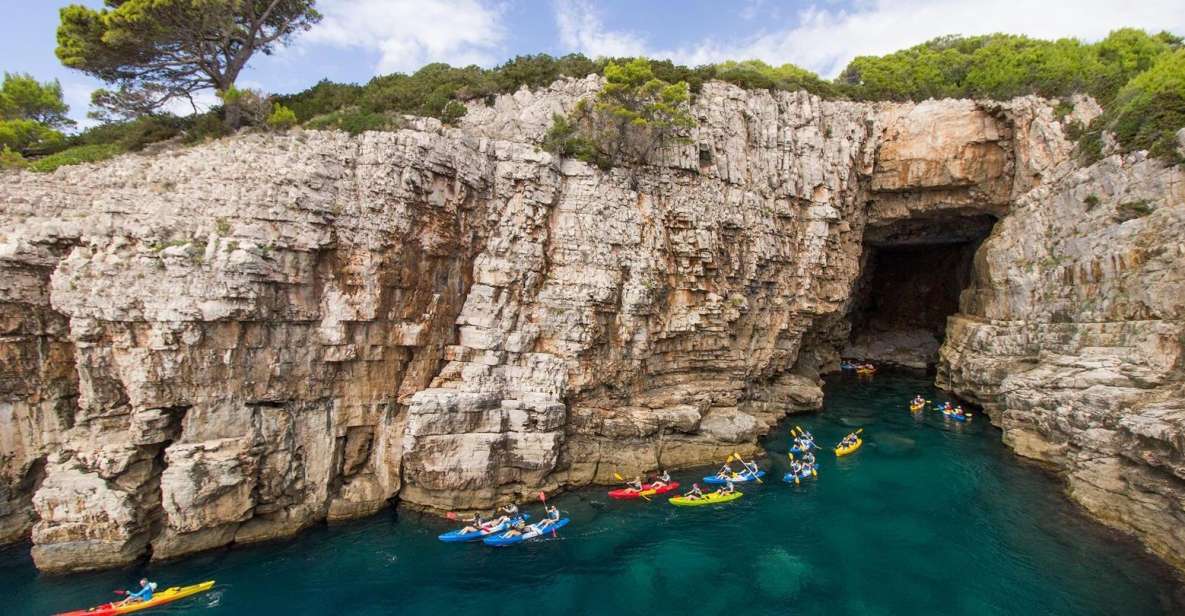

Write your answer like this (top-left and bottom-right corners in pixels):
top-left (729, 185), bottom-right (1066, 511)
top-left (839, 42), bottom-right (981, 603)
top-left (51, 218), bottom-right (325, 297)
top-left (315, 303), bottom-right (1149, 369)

top-left (843, 214), bottom-right (997, 371)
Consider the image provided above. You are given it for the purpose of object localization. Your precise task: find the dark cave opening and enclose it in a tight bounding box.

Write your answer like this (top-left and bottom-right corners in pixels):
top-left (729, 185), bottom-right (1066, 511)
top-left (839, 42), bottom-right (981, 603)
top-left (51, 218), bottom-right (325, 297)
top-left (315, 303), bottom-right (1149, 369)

top-left (843, 214), bottom-right (996, 370)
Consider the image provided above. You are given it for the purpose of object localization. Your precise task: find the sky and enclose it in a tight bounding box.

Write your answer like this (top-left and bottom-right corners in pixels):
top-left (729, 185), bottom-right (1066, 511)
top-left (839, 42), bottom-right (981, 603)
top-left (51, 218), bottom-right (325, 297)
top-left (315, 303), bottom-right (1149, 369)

top-left (2, 0), bottom-right (1184, 127)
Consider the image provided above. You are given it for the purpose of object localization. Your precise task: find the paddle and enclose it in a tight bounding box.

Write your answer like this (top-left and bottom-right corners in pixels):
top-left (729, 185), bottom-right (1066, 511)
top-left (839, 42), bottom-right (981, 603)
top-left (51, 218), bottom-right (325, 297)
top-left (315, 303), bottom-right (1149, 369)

top-left (733, 451), bottom-right (763, 484)
top-left (538, 491), bottom-right (558, 538)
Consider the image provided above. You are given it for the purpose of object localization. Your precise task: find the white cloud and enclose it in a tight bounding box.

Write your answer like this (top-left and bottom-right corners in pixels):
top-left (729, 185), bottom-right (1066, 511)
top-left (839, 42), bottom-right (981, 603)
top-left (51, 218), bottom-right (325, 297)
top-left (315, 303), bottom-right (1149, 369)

top-left (553, 0), bottom-right (1185, 77)
top-left (553, 0), bottom-right (649, 58)
top-left (305, 0), bottom-right (505, 74)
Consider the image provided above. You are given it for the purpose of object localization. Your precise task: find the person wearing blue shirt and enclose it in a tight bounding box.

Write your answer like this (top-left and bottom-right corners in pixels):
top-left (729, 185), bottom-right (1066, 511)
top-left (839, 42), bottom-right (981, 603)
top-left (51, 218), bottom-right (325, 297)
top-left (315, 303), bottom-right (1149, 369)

top-left (122, 578), bottom-right (156, 604)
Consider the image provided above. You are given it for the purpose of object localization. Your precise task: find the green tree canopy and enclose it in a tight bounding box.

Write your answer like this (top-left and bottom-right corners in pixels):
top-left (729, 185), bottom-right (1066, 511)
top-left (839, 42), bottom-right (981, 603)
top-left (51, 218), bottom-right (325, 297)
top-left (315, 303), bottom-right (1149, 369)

top-left (56, 0), bottom-right (321, 124)
top-left (0, 73), bottom-right (73, 128)
top-left (588, 58), bottom-right (696, 162)
top-left (0, 73), bottom-right (72, 156)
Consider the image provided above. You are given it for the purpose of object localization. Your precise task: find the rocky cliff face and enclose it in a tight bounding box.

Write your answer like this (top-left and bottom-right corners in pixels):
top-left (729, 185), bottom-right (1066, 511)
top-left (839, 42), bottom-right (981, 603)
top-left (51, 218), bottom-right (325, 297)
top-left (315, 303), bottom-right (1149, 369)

top-left (937, 134), bottom-right (1185, 571)
top-left (1, 78), bottom-right (1180, 575)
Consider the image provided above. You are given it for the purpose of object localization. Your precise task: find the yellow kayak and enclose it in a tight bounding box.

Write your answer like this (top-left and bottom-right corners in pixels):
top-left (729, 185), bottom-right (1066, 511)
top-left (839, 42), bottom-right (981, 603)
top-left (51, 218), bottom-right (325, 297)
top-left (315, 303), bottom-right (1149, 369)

top-left (909, 402), bottom-right (924, 413)
top-left (56, 580), bottom-right (215, 616)
top-left (835, 438), bottom-right (863, 457)
top-left (669, 491), bottom-right (744, 506)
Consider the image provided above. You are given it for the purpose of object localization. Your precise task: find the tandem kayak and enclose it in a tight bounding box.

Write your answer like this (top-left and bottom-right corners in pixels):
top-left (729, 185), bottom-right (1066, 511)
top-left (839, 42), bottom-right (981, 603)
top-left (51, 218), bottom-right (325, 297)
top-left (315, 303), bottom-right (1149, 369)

top-left (669, 491), bottom-right (744, 506)
top-left (608, 481), bottom-right (681, 500)
top-left (835, 438), bottom-right (863, 457)
top-left (789, 440), bottom-right (815, 454)
top-left (438, 514), bottom-right (530, 542)
top-left (54, 580), bottom-right (215, 616)
top-left (483, 517), bottom-right (570, 546)
top-left (703, 470), bottom-right (765, 485)
top-left (783, 464), bottom-right (819, 483)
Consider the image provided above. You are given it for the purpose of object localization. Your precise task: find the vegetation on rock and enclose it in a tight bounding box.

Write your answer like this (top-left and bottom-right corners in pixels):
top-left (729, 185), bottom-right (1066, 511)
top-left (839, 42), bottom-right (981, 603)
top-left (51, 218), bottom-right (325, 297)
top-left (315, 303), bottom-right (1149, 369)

top-left (9, 17), bottom-right (1181, 172)
top-left (56, 0), bottom-right (321, 127)
top-left (0, 73), bottom-right (73, 155)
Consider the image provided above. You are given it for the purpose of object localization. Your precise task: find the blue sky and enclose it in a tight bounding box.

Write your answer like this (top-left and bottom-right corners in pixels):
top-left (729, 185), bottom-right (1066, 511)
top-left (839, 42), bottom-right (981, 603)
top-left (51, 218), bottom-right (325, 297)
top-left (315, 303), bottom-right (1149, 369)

top-left (3, 0), bottom-right (1184, 127)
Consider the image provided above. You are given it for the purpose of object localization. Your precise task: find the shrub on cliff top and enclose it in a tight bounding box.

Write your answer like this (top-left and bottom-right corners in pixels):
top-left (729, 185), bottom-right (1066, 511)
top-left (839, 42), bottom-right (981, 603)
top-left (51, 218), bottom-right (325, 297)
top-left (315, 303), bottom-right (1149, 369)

top-left (28, 143), bottom-right (123, 173)
top-left (548, 59), bottom-right (696, 167)
top-left (266, 103), bottom-right (299, 131)
top-left (1100, 49), bottom-right (1185, 163)
top-left (837, 29), bottom-right (1181, 104)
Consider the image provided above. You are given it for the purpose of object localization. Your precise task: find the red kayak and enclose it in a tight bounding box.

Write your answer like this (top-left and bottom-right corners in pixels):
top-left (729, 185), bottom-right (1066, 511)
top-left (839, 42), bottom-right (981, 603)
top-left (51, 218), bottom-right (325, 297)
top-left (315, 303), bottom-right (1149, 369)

top-left (608, 481), bottom-right (680, 500)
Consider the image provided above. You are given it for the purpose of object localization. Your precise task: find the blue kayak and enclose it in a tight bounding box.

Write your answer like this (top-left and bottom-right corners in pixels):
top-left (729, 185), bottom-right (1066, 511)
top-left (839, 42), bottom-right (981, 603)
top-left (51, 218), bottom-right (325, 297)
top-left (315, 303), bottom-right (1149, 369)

top-left (789, 441), bottom-right (815, 454)
top-left (703, 470), bottom-right (766, 485)
top-left (483, 517), bottom-right (570, 547)
top-left (438, 514), bottom-right (530, 543)
top-left (783, 464), bottom-right (819, 483)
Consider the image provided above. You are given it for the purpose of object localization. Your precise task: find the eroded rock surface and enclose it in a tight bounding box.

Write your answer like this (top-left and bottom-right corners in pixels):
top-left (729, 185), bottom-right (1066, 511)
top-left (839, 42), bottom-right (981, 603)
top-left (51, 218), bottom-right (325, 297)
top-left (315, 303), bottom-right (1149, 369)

top-left (2, 80), bottom-right (1180, 575)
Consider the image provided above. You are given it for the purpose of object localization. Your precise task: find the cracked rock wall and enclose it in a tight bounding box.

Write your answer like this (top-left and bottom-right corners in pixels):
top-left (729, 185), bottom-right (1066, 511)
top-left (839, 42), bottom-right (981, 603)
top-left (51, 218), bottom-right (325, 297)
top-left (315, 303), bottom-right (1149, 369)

top-left (3, 78), bottom-right (1179, 575)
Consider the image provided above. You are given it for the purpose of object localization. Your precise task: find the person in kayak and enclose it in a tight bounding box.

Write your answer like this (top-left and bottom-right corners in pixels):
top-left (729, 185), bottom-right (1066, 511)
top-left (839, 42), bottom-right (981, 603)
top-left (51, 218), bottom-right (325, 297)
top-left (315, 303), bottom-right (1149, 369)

top-left (839, 433), bottom-right (859, 448)
top-left (789, 459), bottom-right (802, 476)
top-left (623, 475), bottom-right (644, 493)
top-left (803, 451), bottom-right (817, 467)
top-left (120, 579), bottom-right (157, 604)
top-left (716, 480), bottom-right (736, 495)
top-left (650, 469), bottom-right (671, 488)
top-left (500, 516), bottom-right (530, 538)
top-left (683, 483), bottom-right (704, 500)
top-left (488, 503), bottom-right (523, 528)
top-left (457, 512), bottom-right (489, 534)
top-left (912, 394), bottom-right (925, 407)
top-left (737, 457), bottom-right (760, 477)
top-left (715, 463), bottom-right (734, 478)
top-left (536, 505), bottom-right (561, 530)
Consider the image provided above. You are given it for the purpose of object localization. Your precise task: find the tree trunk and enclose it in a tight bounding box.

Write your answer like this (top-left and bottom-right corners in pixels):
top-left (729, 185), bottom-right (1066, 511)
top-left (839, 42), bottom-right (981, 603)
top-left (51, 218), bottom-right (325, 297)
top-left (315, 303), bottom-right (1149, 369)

top-left (223, 101), bottom-right (242, 131)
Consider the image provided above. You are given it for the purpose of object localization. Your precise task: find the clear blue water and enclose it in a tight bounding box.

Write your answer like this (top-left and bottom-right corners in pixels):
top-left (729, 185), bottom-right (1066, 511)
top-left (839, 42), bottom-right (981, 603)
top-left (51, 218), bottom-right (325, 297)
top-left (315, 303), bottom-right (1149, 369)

top-left (4, 373), bottom-right (1181, 615)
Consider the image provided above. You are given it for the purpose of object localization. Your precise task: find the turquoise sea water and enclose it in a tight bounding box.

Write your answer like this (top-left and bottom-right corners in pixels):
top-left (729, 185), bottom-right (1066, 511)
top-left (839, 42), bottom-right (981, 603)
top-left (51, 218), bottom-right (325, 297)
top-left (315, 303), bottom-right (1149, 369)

top-left (4, 373), bottom-right (1181, 615)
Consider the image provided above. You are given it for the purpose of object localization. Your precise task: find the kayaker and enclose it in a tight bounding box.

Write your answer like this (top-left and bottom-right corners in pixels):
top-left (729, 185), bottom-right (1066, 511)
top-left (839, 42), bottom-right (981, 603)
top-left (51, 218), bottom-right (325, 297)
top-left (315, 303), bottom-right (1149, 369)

top-left (789, 460), bottom-right (802, 476)
top-left (120, 579), bottom-right (157, 605)
top-left (839, 433), bottom-right (858, 448)
top-left (487, 503), bottom-right (520, 527)
top-left (625, 475), bottom-right (644, 493)
top-left (536, 505), bottom-right (561, 529)
top-left (803, 451), bottom-right (816, 466)
top-left (717, 480), bottom-right (736, 495)
top-left (715, 463), bottom-right (733, 478)
top-left (650, 469), bottom-right (671, 488)
top-left (501, 516), bottom-right (529, 538)
top-left (738, 457), bottom-right (759, 477)
top-left (458, 512), bottom-right (486, 534)
top-left (683, 483), bottom-right (704, 500)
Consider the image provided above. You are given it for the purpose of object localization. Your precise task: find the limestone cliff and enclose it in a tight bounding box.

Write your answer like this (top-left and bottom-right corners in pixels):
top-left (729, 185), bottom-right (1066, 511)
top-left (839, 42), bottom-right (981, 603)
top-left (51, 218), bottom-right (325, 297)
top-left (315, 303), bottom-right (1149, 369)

top-left (1, 78), bottom-right (1180, 575)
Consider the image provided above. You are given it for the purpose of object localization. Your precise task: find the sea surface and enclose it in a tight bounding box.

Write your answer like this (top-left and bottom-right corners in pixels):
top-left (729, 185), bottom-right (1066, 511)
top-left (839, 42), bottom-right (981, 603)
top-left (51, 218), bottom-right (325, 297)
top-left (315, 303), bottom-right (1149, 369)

top-left (5, 373), bottom-right (1181, 615)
